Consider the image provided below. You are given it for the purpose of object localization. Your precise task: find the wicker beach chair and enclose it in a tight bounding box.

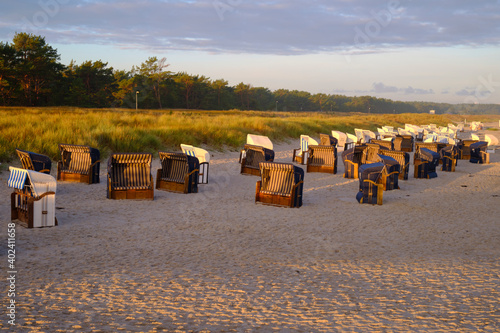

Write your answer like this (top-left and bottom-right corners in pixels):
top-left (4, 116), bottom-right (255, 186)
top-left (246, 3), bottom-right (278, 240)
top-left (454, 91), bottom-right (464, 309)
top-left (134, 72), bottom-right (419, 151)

top-left (379, 150), bottom-right (410, 180)
top-left (355, 162), bottom-right (385, 205)
top-left (396, 134), bottom-right (414, 152)
top-left (469, 141), bottom-right (489, 164)
top-left (377, 154), bottom-right (400, 191)
top-left (414, 148), bottom-right (440, 179)
top-left (440, 145), bottom-right (459, 172)
top-left (107, 153), bottom-right (154, 200)
top-left (181, 144), bottom-right (210, 184)
top-left (457, 139), bottom-right (479, 160)
top-left (57, 144), bottom-right (100, 184)
top-left (240, 144), bottom-right (275, 176)
top-left (255, 162), bottom-right (304, 208)
top-left (15, 148), bottom-right (52, 174)
top-left (414, 142), bottom-right (439, 164)
top-left (8, 167), bottom-right (57, 228)
top-left (370, 139), bottom-right (393, 150)
top-left (156, 152), bottom-right (199, 193)
top-left (320, 133), bottom-right (338, 147)
top-left (341, 144), bottom-right (381, 179)
top-left (306, 145), bottom-right (337, 174)
top-left (292, 135), bottom-right (318, 165)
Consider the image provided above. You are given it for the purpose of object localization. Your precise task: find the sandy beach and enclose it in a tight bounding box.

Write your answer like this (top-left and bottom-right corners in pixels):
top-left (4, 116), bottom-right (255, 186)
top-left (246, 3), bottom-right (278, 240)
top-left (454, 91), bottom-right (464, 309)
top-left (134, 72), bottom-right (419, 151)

top-left (1, 126), bottom-right (500, 332)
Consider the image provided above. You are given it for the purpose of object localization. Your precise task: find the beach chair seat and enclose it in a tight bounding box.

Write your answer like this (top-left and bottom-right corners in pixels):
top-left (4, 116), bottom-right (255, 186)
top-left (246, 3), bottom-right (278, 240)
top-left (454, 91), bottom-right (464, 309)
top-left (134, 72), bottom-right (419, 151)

top-left (469, 141), bottom-right (489, 164)
top-left (157, 152), bottom-right (199, 193)
top-left (181, 144), bottom-right (210, 184)
top-left (440, 145), bottom-right (459, 172)
top-left (107, 153), bottom-right (154, 200)
top-left (356, 162), bottom-right (384, 205)
top-left (240, 144), bottom-right (275, 176)
top-left (16, 148), bottom-right (52, 174)
top-left (8, 167), bottom-right (57, 228)
top-left (292, 135), bottom-right (318, 165)
top-left (377, 154), bottom-right (400, 191)
top-left (306, 145), bottom-right (337, 174)
top-left (414, 148), bottom-right (440, 179)
top-left (57, 144), bottom-right (100, 184)
top-left (378, 150), bottom-right (410, 180)
top-left (256, 162), bottom-right (304, 208)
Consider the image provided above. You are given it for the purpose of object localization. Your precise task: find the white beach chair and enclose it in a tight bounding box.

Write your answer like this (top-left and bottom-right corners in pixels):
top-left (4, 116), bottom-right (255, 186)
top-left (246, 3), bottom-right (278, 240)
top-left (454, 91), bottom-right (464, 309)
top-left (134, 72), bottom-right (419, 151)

top-left (181, 144), bottom-right (210, 184)
top-left (293, 135), bottom-right (318, 165)
top-left (8, 167), bottom-right (57, 228)
top-left (331, 131), bottom-right (347, 150)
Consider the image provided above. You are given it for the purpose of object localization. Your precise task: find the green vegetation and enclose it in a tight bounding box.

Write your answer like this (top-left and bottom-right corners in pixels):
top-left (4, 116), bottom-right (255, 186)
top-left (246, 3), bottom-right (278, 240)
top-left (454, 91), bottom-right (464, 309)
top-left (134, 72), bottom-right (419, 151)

top-left (2, 107), bottom-right (497, 164)
top-left (2, 33), bottom-right (500, 114)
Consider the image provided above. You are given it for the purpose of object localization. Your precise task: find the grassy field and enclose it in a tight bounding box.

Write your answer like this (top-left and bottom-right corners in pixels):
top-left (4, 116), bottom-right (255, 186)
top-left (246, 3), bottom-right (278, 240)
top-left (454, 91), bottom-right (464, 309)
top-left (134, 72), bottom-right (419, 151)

top-left (1, 107), bottom-right (498, 164)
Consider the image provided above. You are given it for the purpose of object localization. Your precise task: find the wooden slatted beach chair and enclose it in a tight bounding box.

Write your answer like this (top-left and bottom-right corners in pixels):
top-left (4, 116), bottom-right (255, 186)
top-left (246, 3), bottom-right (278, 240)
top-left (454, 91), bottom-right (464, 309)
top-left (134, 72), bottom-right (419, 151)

top-left (370, 139), bottom-right (393, 150)
top-left (320, 133), bottom-right (338, 147)
top-left (414, 148), bottom-right (440, 179)
top-left (16, 148), bottom-right (52, 174)
top-left (440, 145), bottom-right (459, 172)
top-left (377, 154), bottom-right (400, 191)
top-left (457, 139), bottom-right (479, 160)
top-left (396, 134), bottom-right (414, 152)
top-left (414, 142), bottom-right (440, 164)
top-left (379, 150), bottom-right (410, 180)
top-left (469, 141), bottom-right (489, 164)
top-left (8, 167), bottom-right (57, 228)
top-left (57, 144), bottom-right (100, 184)
top-left (107, 153), bottom-right (154, 200)
top-left (255, 162), bottom-right (304, 208)
top-left (156, 152), bottom-right (199, 193)
top-left (292, 135), bottom-right (318, 165)
top-left (355, 162), bottom-right (384, 205)
top-left (181, 144), bottom-right (210, 184)
top-left (306, 145), bottom-right (337, 174)
top-left (240, 144), bottom-right (275, 176)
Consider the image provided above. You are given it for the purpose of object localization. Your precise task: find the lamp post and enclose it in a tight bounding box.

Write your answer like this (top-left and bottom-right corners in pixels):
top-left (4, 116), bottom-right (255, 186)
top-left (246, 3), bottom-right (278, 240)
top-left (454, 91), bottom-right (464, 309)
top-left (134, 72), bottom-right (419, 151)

top-left (136, 91), bottom-right (140, 110)
top-left (275, 101), bottom-right (278, 111)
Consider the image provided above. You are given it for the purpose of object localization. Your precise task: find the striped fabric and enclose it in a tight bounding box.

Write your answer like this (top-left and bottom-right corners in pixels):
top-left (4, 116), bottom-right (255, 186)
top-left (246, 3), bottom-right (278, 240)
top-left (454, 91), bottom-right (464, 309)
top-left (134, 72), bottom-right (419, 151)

top-left (109, 153), bottom-right (152, 190)
top-left (159, 152), bottom-right (189, 183)
top-left (259, 163), bottom-right (296, 196)
top-left (8, 167), bottom-right (28, 190)
top-left (60, 144), bottom-right (93, 174)
top-left (301, 136), bottom-right (308, 152)
top-left (307, 146), bottom-right (336, 166)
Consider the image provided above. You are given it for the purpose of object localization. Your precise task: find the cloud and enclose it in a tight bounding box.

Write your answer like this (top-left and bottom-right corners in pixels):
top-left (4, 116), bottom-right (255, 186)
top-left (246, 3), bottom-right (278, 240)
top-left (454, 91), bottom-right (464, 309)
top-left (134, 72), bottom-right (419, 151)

top-left (1, 0), bottom-right (499, 55)
top-left (371, 82), bottom-right (434, 95)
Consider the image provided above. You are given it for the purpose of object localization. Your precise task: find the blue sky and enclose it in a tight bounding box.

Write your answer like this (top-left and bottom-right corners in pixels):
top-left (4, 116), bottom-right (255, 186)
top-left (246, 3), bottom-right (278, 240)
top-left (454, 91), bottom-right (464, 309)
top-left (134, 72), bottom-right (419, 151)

top-left (1, 0), bottom-right (499, 104)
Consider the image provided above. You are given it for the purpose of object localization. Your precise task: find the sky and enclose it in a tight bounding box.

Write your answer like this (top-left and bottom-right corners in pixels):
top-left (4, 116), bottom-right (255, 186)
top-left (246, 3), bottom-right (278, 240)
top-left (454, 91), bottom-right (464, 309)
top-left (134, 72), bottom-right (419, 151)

top-left (1, 0), bottom-right (500, 104)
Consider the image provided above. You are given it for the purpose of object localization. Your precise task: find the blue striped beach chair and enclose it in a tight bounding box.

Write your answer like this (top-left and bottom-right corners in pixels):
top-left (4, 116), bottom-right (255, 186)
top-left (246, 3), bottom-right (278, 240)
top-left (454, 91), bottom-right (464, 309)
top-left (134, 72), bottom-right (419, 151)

top-left (8, 167), bottom-right (57, 227)
top-left (181, 144), bottom-right (210, 184)
top-left (292, 135), bottom-right (318, 165)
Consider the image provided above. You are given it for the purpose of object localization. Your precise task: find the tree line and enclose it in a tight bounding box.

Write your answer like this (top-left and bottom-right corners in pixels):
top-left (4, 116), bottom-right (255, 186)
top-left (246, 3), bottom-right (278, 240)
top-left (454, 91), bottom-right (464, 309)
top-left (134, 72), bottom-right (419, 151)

top-left (1, 32), bottom-right (499, 114)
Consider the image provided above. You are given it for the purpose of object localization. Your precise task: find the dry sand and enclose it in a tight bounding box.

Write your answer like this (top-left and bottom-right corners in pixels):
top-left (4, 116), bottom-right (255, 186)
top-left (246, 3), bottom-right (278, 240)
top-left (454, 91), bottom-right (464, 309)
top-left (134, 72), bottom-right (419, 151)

top-left (1, 125), bottom-right (500, 332)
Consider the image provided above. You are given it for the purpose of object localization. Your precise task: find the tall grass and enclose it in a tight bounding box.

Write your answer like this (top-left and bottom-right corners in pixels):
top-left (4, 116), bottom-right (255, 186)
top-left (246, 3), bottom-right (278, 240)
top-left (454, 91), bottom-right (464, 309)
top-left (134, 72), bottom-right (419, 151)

top-left (0, 107), bottom-right (497, 164)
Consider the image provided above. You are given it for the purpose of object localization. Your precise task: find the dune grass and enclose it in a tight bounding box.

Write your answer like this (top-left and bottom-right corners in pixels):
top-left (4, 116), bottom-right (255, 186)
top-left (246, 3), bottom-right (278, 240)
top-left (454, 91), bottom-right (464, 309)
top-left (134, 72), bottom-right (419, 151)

top-left (0, 107), bottom-right (497, 164)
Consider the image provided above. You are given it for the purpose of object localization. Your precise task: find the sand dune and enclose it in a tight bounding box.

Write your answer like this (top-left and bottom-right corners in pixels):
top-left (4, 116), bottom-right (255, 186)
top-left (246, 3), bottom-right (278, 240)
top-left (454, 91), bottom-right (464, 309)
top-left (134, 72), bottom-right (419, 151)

top-left (1, 126), bottom-right (499, 332)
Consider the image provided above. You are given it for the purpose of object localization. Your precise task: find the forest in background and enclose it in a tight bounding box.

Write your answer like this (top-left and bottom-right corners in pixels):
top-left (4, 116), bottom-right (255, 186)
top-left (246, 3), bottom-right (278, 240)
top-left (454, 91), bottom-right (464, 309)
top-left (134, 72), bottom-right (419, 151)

top-left (1, 32), bottom-right (500, 114)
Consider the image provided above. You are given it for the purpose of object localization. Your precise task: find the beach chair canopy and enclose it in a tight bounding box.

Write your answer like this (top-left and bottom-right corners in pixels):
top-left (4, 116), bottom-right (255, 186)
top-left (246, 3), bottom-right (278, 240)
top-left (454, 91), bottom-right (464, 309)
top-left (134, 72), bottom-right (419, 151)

top-left (8, 166), bottom-right (57, 197)
top-left (485, 134), bottom-right (499, 147)
top-left (299, 135), bottom-right (318, 153)
top-left (320, 133), bottom-right (338, 147)
top-left (58, 144), bottom-right (100, 173)
top-left (331, 131), bottom-right (347, 147)
top-left (181, 144), bottom-right (210, 164)
top-left (247, 134), bottom-right (273, 150)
